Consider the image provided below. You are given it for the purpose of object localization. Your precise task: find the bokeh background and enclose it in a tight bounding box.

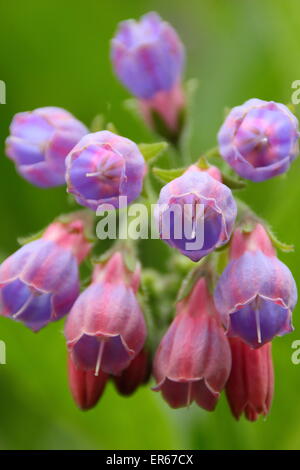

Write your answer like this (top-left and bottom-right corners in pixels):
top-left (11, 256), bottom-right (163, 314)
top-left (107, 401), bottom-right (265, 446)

top-left (1, 0), bottom-right (300, 450)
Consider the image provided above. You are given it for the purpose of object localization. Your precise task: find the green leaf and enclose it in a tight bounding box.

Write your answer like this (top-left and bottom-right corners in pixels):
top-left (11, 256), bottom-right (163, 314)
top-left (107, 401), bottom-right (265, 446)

top-left (152, 166), bottom-right (186, 183)
top-left (138, 142), bottom-right (168, 163)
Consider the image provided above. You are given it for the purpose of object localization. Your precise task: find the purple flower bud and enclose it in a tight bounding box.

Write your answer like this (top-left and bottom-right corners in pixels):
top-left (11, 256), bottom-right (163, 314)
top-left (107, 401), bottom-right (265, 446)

top-left (214, 224), bottom-right (297, 348)
top-left (218, 99), bottom-right (299, 182)
top-left (5, 107), bottom-right (88, 187)
top-left (65, 253), bottom-right (147, 376)
top-left (155, 166), bottom-right (237, 261)
top-left (65, 131), bottom-right (146, 211)
top-left (0, 217), bottom-right (92, 332)
top-left (153, 278), bottom-right (231, 410)
top-left (111, 12), bottom-right (184, 100)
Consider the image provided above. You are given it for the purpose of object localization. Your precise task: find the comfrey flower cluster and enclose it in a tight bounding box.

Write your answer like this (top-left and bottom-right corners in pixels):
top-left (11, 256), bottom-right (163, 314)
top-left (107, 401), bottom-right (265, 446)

top-left (1, 12), bottom-right (298, 420)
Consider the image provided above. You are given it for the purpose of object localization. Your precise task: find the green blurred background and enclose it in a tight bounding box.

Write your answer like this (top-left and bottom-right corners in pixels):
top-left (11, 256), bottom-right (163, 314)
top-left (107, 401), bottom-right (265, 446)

top-left (1, 0), bottom-right (300, 450)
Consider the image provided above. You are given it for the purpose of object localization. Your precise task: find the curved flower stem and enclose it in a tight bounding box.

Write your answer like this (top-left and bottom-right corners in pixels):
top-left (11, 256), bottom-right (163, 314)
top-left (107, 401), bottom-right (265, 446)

top-left (204, 146), bottom-right (220, 160)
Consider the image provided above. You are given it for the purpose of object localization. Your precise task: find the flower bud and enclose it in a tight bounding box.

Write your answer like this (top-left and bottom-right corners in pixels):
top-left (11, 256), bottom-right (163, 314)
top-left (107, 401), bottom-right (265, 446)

top-left (155, 166), bottom-right (237, 261)
top-left (218, 99), bottom-right (299, 182)
top-left (0, 217), bottom-right (92, 331)
top-left (5, 107), bottom-right (88, 187)
top-left (214, 224), bottom-right (297, 348)
top-left (42, 216), bottom-right (92, 263)
top-left (111, 12), bottom-right (184, 100)
top-left (113, 348), bottom-right (151, 396)
top-left (111, 12), bottom-right (185, 143)
top-left (65, 252), bottom-right (147, 376)
top-left (68, 352), bottom-right (108, 410)
top-left (66, 131), bottom-right (146, 211)
top-left (226, 337), bottom-right (274, 421)
top-left (153, 278), bottom-right (231, 410)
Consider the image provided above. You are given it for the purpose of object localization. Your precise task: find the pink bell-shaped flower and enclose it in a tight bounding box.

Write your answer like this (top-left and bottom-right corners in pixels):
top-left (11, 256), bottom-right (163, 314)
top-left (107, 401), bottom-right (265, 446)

top-left (214, 224), bottom-right (297, 348)
top-left (113, 347), bottom-right (151, 396)
top-left (67, 352), bottom-right (108, 410)
top-left (65, 252), bottom-right (147, 376)
top-left (153, 277), bottom-right (231, 410)
top-left (226, 337), bottom-right (274, 421)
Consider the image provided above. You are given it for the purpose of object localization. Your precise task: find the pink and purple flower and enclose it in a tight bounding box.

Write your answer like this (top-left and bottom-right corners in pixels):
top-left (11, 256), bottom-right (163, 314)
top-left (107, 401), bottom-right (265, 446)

top-left (214, 224), bottom-right (297, 348)
top-left (155, 165), bottom-right (237, 261)
top-left (66, 131), bottom-right (146, 211)
top-left (111, 12), bottom-right (184, 100)
top-left (65, 252), bottom-right (147, 376)
top-left (0, 217), bottom-right (92, 331)
top-left (5, 107), bottom-right (88, 187)
top-left (226, 337), bottom-right (274, 421)
top-left (218, 99), bottom-right (299, 182)
top-left (153, 278), bottom-right (231, 410)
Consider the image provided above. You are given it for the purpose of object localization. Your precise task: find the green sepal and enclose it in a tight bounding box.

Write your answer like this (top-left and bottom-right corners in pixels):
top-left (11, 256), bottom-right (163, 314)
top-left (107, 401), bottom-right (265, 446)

top-left (17, 229), bottom-right (45, 246)
top-left (124, 98), bottom-right (140, 119)
top-left (196, 156), bottom-right (209, 169)
top-left (176, 263), bottom-right (206, 303)
top-left (90, 114), bottom-right (105, 132)
top-left (106, 122), bottom-right (118, 134)
top-left (123, 247), bottom-right (137, 273)
top-left (138, 141), bottom-right (168, 163)
top-left (18, 210), bottom-right (96, 246)
top-left (224, 107), bottom-right (231, 118)
top-left (266, 226), bottom-right (294, 253)
top-left (236, 199), bottom-right (294, 253)
top-left (56, 210), bottom-right (96, 243)
top-left (92, 239), bottom-right (137, 272)
top-left (152, 166), bottom-right (186, 183)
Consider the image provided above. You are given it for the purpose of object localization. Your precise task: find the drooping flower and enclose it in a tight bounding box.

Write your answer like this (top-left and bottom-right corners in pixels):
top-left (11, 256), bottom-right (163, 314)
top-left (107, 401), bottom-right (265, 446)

top-left (153, 278), bottom-right (231, 410)
top-left (214, 223), bottom-right (297, 348)
top-left (113, 347), bottom-right (151, 396)
top-left (0, 215), bottom-right (93, 331)
top-left (65, 252), bottom-right (147, 376)
top-left (111, 12), bottom-right (185, 142)
top-left (67, 352), bottom-right (108, 410)
top-left (5, 107), bottom-right (88, 187)
top-left (226, 337), bottom-right (274, 421)
top-left (65, 131), bottom-right (146, 211)
top-left (155, 165), bottom-right (237, 261)
top-left (218, 99), bottom-right (299, 182)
